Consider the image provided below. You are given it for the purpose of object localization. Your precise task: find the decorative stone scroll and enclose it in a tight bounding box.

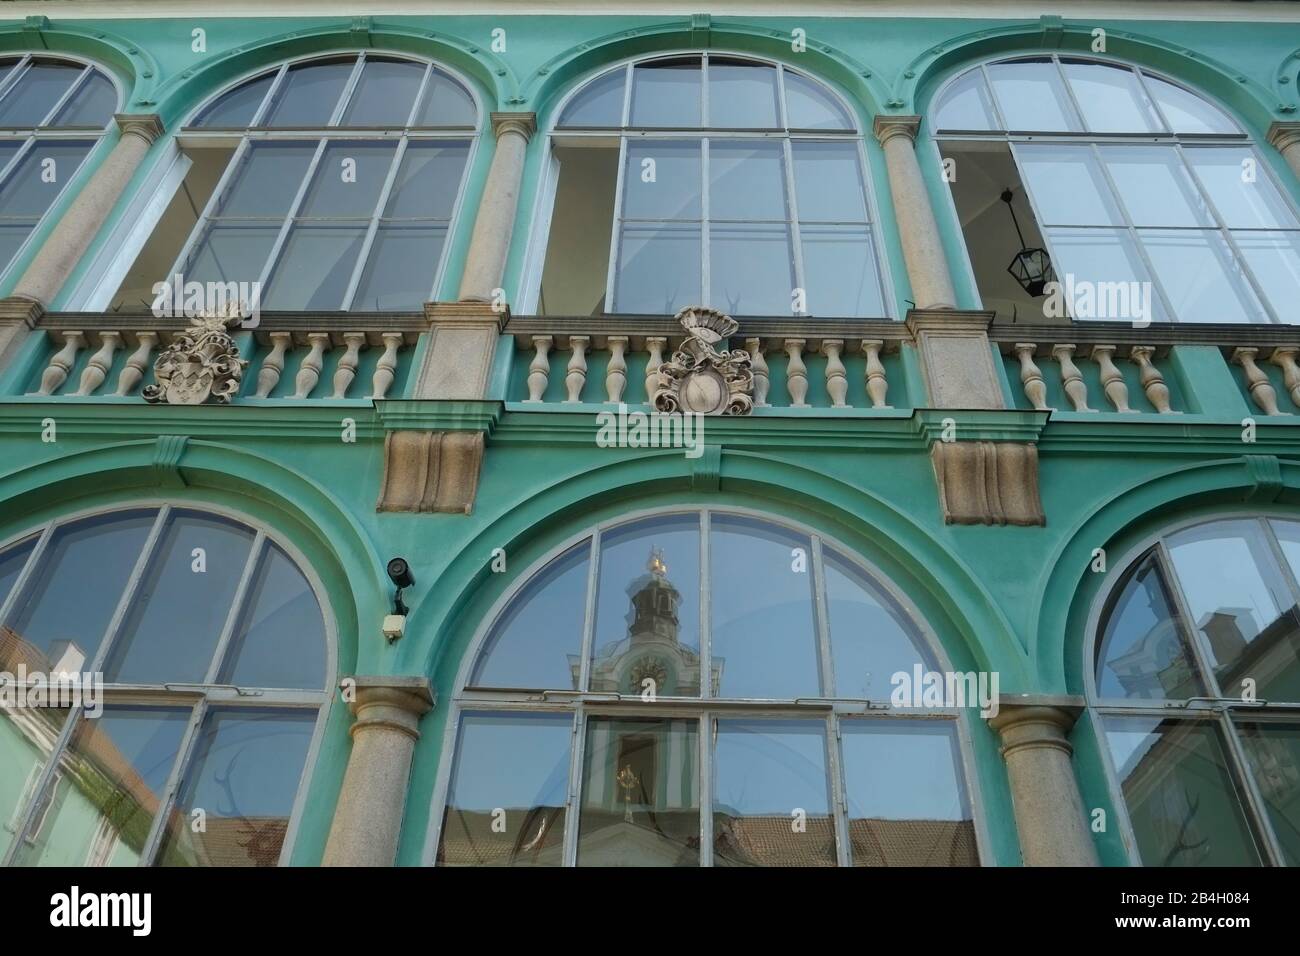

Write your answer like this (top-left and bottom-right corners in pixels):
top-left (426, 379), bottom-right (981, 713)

top-left (142, 312), bottom-right (247, 405)
top-left (652, 306), bottom-right (753, 416)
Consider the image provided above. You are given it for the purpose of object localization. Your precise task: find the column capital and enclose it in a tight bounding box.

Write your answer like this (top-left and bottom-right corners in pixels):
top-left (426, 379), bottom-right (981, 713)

top-left (345, 676), bottom-right (436, 739)
top-left (873, 114), bottom-right (921, 146)
top-left (987, 697), bottom-right (1086, 758)
top-left (1267, 120), bottom-right (1300, 153)
top-left (490, 111), bottom-right (537, 142)
top-left (114, 113), bottom-right (165, 145)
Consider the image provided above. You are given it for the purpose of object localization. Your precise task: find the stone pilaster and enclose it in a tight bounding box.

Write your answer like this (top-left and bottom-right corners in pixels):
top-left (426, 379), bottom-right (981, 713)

top-left (1267, 121), bottom-right (1300, 182)
top-left (13, 113), bottom-right (164, 307)
top-left (873, 115), bottom-right (957, 311)
top-left (458, 112), bottom-right (536, 304)
top-left (322, 676), bottom-right (435, 867)
top-left (416, 301), bottom-right (508, 400)
top-left (988, 700), bottom-right (1099, 867)
top-left (905, 309), bottom-right (1004, 409)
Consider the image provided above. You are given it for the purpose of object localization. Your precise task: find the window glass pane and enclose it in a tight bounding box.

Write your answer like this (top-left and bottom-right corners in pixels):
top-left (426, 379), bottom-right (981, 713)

top-left (1185, 147), bottom-right (1299, 230)
top-left (932, 68), bottom-right (996, 131)
top-left (297, 142), bottom-right (396, 218)
top-left (577, 716), bottom-right (698, 866)
top-left (351, 223), bottom-right (445, 310)
top-left (4, 511), bottom-right (155, 667)
top-left (105, 512), bottom-right (255, 685)
top-left (1099, 146), bottom-right (1213, 227)
top-left (438, 712), bottom-right (571, 866)
top-left (558, 68), bottom-right (625, 127)
top-left (184, 221), bottom-right (280, 288)
top-left (470, 542), bottom-right (589, 690)
top-left (986, 60), bottom-right (1081, 132)
top-left (156, 707), bottom-right (315, 866)
top-left (1043, 228), bottom-right (1163, 322)
top-left (590, 515), bottom-right (702, 697)
top-left (629, 59), bottom-right (701, 127)
top-left (824, 552), bottom-right (928, 700)
top-left (710, 223), bottom-right (794, 316)
top-left (1140, 229), bottom-right (1268, 324)
top-left (220, 544), bottom-right (327, 691)
top-left (710, 515), bottom-right (820, 699)
top-left (1235, 231), bottom-right (1300, 323)
top-left (0, 223), bottom-right (32, 270)
top-left (1016, 145), bottom-right (1122, 227)
top-left (614, 222), bottom-right (701, 314)
top-left (622, 141), bottom-right (700, 220)
top-left (194, 72), bottom-right (274, 127)
top-left (213, 143), bottom-right (316, 219)
top-left (0, 706), bottom-right (70, 861)
top-left (707, 59), bottom-right (778, 128)
top-left (382, 141), bottom-right (469, 219)
top-left (841, 720), bottom-right (977, 866)
top-left (800, 226), bottom-right (885, 317)
top-left (1168, 520), bottom-right (1297, 700)
top-left (414, 69), bottom-right (476, 126)
top-left (263, 59), bottom-right (353, 127)
top-left (51, 72), bottom-right (116, 128)
top-left (263, 223), bottom-right (368, 310)
top-left (342, 58), bottom-right (424, 127)
top-left (1061, 61), bottom-right (1161, 133)
top-left (14, 706), bottom-right (188, 866)
top-left (1096, 555), bottom-right (1204, 700)
top-left (0, 63), bottom-right (80, 127)
top-left (0, 141), bottom-right (92, 218)
top-left (713, 718), bottom-right (834, 866)
top-left (783, 69), bottom-right (853, 130)
top-left (792, 141), bottom-right (867, 223)
top-left (1237, 721), bottom-right (1300, 865)
top-left (1144, 74), bottom-right (1238, 134)
top-left (1105, 715), bottom-right (1262, 865)
top-left (0, 536), bottom-right (34, 608)
top-left (709, 140), bottom-right (786, 221)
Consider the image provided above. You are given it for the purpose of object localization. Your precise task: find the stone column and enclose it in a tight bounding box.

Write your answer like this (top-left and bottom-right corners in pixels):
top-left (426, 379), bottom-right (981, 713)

top-left (1267, 122), bottom-right (1300, 182)
top-left (457, 112), bottom-right (537, 304)
top-left (987, 700), bottom-right (1099, 866)
top-left (873, 115), bottom-right (957, 311)
top-left (322, 676), bottom-right (435, 867)
top-left (12, 113), bottom-right (164, 308)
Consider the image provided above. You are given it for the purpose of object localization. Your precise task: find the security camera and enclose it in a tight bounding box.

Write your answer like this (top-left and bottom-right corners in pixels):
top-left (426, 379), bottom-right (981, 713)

top-left (386, 557), bottom-right (415, 590)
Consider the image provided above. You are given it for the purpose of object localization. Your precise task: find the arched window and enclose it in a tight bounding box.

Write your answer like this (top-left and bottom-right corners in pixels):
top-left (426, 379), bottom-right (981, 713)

top-left (112, 52), bottom-right (478, 312)
top-left (0, 505), bottom-right (330, 867)
top-left (531, 54), bottom-right (890, 319)
top-left (1093, 516), bottom-right (1300, 866)
top-left (0, 55), bottom-right (118, 280)
top-left (932, 55), bottom-right (1300, 325)
top-left (432, 510), bottom-right (978, 867)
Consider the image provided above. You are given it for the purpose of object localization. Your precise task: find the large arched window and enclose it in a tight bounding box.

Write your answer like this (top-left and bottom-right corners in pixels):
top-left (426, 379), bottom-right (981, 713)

top-left (932, 55), bottom-right (1300, 325)
top-left (530, 54), bottom-right (890, 319)
top-left (1093, 516), bottom-right (1300, 866)
top-left (0, 54), bottom-right (118, 281)
top-left (111, 52), bottom-right (477, 312)
top-left (432, 510), bottom-right (978, 867)
top-left (0, 505), bottom-right (330, 867)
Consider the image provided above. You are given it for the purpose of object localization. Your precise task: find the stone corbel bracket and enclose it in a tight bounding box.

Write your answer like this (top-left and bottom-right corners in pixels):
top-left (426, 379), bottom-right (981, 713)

top-left (374, 400), bottom-right (502, 515)
top-left (931, 440), bottom-right (1045, 527)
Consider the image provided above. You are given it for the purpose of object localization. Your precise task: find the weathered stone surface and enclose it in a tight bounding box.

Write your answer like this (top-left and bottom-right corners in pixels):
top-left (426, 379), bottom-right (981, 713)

top-left (907, 309), bottom-right (1005, 410)
top-left (931, 440), bottom-right (1045, 526)
top-left (415, 301), bottom-right (508, 400)
top-left (377, 430), bottom-right (485, 514)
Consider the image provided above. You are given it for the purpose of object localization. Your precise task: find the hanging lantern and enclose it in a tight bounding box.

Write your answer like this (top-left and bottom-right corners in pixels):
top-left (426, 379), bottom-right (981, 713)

top-left (1001, 188), bottom-right (1055, 297)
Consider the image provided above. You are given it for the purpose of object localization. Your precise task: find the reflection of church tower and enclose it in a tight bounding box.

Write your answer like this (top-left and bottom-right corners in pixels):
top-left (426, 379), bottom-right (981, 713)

top-left (628, 548), bottom-right (681, 646)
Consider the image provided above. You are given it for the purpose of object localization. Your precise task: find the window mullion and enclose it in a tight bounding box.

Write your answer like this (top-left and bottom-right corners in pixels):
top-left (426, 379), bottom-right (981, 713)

top-left (88, 505), bottom-right (171, 676)
top-left (0, 136), bottom-right (34, 188)
top-left (1052, 55), bottom-right (1090, 134)
top-left (0, 57), bottom-right (32, 111)
top-left (40, 66), bottom-right (91, 129)
top-left (978, 63), bottom-right (1010, 132)
top-left (1153, 539), bottom-right (1224, 698)
top-left (139, 696), bottom-right (208, 867)
top-left (699, 710), bottom-right (713, 867)
top-left (165, 136), bottom-right (253, 281)
top-left (0, 520), bottom-right (56, 627)
top-left (699, 509), bottom-right (711, 699)
top-left (1216, 710), bottom-right (1288, 866)
top-left (247, 64), bottom-right (289, 128)
top-left (604, 135), bottom-right (629, 312)
top-left (341, 138), bottom-right (407, 310)
top-left (811, 535), bottom-right (835, 695)
top-left (577, 530), bottom-right (600, 693)
top-left (783, 138), bottom-right (806, 315)
top-left (255, 138), bottom-right (329, 295)
top-left (331, 54), bottom-right (367, 128)
top-left (406, 64), bottom-right (435, 128)
top-left (827, 713), bottom-right (852, 866)
top-left (561, 706), bottom-right (585, 867)
top-left (0, 702), bottom-right (83, 866)
top-left (1132, 68), bottom-right (1176, 135)
top-left (702, 136), bottom-right (711, 307)
top-left (202, 531), bottom-right (266, 685)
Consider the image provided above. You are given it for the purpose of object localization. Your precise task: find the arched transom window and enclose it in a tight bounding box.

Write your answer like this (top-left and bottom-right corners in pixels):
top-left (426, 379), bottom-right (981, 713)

top-left (933, 55), bottom-right (1300, 325)
top-left (1094, 516), bottom-right (1300, 866)
top-left (0, 54), bottom-right (118, 280)
top-left (433, 510), bottom-right (978, 867)
top-left (0, 506), bottom-right (330, 867)
top-left (534, 54), bottom-right (889, 319)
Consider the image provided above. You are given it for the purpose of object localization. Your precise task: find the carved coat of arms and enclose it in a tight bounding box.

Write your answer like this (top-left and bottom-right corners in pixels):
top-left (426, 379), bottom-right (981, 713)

top-left (142, 312), bottom-right (248, 406)
top-left (651, 307), bottom-right (753, 416)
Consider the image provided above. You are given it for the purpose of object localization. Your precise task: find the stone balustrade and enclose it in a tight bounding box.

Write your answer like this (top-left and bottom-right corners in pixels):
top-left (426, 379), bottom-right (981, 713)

top-left (998, 339), bottom-right (1178, 414)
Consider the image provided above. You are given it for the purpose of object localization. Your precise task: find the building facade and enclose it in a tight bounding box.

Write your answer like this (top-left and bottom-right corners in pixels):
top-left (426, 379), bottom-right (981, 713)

top-left (0, 0), bottom-right (1298, 867)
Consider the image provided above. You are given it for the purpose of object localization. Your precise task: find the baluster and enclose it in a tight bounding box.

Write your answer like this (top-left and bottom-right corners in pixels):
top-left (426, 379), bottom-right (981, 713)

top-left (820, 339), bottom-right (849, 408)
top-left (523, 335), bottom-right (552, 403)
top-left (606, 336), bottom-right (628, 403)
top-left (860, 339), bottom-right (890, 409)
top-left (292, 332), bottom-right (331, 399)
top-left (74, 331), bottom-right (121, 396)
top-left (115, 331), bottom-right (158, 396)
top-left (1092, 345), bottom-right (1134, 413)
top-left (1269, 346), bottom-right (1300, 409)
top-left (744, 337), bottom-right (769, 408)
top-left (1233, 347), bottom-right (1284, 416)
top-left (785, 338), bottom-right (809, 408)
top-left (1014, 343), bottom-right (1050, 411)
top-left (1052, 344), bottom-right (1093, 412)
top-left (1130, 346), bottom-right (1173, 414)
top-left (564, 335), bottom-right (589, 403)
top-left (370, 333), bottom-right (403, 400)
top-left (330, 332), bottom-right (366, 399)
top-left (255, 332), bottom-right (293, 398)
top-left (644, 336), bottom-right (667, 404)
top-left (36, 331), bottom-right (85, 396)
